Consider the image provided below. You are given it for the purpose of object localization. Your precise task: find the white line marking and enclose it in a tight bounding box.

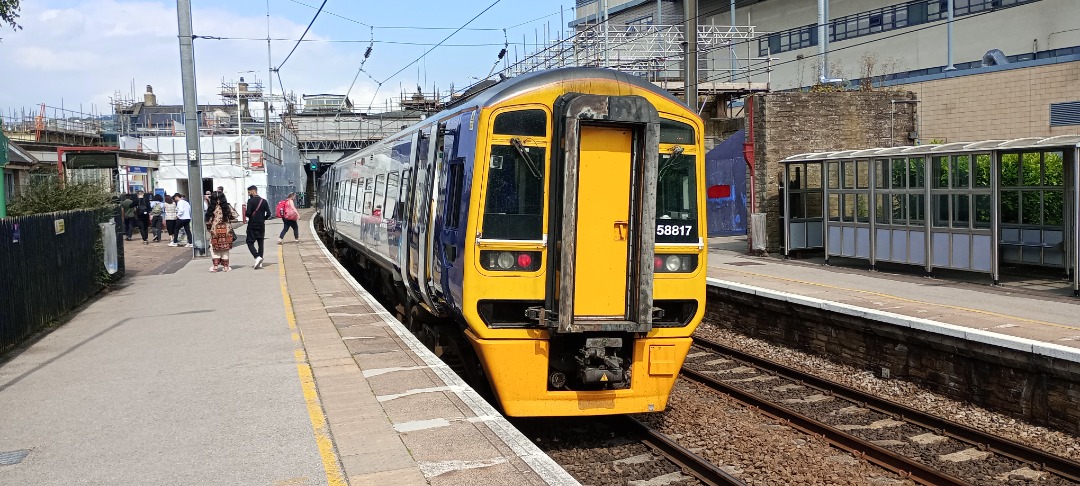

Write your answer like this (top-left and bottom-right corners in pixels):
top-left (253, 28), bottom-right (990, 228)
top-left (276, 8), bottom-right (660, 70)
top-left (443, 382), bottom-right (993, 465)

top-left (418, 458), bottom-right (508, 478)
top-left (363, 365), bottom-right (428, 378)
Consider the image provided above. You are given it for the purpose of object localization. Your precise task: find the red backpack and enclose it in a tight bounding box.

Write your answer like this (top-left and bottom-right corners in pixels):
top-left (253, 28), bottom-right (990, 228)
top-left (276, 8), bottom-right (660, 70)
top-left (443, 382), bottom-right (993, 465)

top-left (276, 200), bottom-right (288, 218)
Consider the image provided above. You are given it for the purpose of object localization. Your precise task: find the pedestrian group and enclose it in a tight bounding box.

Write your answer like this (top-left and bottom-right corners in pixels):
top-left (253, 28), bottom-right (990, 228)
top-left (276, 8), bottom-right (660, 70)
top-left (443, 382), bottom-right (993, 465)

top-left (121, 188), bottom-right (302, 272)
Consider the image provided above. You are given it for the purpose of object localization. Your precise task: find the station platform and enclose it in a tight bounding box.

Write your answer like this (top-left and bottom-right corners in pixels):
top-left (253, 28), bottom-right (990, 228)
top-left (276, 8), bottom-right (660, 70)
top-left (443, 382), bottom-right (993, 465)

top-left (0, 213), bottom-right (576, 486)
top-left (706, 236), bottom-right (1080, 359)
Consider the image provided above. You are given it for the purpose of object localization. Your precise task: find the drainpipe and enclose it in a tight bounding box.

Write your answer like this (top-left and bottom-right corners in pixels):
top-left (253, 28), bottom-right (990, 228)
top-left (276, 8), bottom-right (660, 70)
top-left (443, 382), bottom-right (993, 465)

top-left (945, 0), bottom-right (956, 70)
top-left (743, 96), bottom-right (756, 215)
top-left (818, 0), bottom-right (828, 82)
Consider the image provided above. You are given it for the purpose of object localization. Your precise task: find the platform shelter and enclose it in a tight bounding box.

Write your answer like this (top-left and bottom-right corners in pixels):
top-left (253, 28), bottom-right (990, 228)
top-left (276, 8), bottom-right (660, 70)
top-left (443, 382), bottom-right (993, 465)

top-left (780, 136), bottom-right (1080, 296)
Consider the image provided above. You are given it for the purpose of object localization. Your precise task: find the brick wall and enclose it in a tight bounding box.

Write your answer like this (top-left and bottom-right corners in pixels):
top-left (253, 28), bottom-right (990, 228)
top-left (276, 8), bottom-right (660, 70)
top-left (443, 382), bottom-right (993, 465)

top-left (897, 61), bottom-right (1080, 142)
top-left (751, 91), bottom-right (917, 252)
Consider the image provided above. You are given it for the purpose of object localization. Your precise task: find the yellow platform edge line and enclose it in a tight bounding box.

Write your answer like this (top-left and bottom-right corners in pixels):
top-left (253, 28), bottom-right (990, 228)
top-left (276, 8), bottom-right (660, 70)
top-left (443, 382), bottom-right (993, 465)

top-left (721, 266), bottom-right (1080, 332)
top-left (278, 245), bottom-right (348, 486)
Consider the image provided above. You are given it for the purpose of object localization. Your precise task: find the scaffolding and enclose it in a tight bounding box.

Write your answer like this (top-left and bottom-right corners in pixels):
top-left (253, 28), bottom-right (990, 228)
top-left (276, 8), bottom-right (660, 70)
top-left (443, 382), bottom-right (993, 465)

top-left (2, 104), bottom-right (105, 144)
top-left (495, 24), bottom-right (771, 88)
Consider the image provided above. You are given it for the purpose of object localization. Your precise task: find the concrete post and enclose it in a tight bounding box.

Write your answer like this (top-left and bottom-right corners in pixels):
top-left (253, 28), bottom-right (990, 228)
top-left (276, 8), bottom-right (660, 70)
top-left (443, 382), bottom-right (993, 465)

top-left (684, 0), bottom-right (698, 109)
top-left (176, 0), bottom-right (208, 255)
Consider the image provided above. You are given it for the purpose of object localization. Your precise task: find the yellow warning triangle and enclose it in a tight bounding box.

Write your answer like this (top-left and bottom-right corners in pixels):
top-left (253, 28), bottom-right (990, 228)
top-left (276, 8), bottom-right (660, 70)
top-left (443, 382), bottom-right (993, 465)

top-left (600, 374), bottom-right (608, 382)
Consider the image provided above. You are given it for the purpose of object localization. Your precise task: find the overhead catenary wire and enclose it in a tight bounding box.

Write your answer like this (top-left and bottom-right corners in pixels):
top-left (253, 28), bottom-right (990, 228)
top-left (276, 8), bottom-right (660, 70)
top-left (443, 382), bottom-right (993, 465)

top-left (276, 0), bottom-right (328, 71)
top-left (366, 0), bottom-right (505, 110)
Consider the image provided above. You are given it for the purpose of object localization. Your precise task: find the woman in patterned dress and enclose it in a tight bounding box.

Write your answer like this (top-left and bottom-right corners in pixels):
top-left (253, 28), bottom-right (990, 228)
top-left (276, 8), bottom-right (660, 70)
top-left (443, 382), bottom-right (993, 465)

top-left (205, 192), bottom-right (239, 272)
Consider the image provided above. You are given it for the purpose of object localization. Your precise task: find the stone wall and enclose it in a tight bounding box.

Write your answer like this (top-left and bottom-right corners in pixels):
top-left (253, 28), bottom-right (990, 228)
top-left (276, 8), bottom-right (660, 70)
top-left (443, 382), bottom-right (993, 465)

top-left (705, 285), bottom-right (1080, 434)
top-left (750, 91), bottom-right (917, 252)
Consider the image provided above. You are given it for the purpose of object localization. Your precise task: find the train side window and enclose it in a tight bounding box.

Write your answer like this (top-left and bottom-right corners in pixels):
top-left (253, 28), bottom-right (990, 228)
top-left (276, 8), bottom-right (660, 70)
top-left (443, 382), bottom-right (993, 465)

top-left (385, 171), bottom-right (400, 219)
top-left (493, 109), bottom-right (546, 136)
top-left (374, 174), bottom-right (386, 215)
top-left (445, 162), bottom-right (465, 229)
top-left (398, 169), bottom-right (411, 220)
top-left (659, 119), bottom-right (694, 144)
top-left (483, 144), bottom-right (546, 240)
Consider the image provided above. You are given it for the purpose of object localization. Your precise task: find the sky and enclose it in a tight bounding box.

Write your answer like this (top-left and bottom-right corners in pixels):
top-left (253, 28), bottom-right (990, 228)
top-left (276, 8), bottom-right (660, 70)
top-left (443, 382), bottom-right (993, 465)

top-left (0, 0), bottom-right (577, 118)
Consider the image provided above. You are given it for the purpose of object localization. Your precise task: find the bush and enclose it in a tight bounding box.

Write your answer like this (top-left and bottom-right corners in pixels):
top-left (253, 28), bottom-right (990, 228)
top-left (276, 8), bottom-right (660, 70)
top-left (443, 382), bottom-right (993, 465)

top-left (8, 172), bottom-right (115, 216)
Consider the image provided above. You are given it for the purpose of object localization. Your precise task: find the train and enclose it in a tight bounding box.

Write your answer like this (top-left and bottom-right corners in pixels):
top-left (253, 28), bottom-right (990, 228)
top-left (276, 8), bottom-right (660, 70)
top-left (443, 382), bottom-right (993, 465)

top-left (317, 67), bottom-right (706, 417)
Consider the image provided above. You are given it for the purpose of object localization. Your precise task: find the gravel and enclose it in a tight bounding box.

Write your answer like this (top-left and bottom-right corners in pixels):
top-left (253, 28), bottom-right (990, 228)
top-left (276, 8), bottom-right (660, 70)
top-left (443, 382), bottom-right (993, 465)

top-left (638, 380), bottom-right (910, 485)
top-left (695, 322), bottom-right (1080, 466)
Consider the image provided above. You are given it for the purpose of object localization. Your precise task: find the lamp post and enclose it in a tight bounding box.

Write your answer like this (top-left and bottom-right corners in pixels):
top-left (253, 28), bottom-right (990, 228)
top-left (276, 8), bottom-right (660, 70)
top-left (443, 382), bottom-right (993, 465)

top-left (237, 70), bottom-right (256, 200)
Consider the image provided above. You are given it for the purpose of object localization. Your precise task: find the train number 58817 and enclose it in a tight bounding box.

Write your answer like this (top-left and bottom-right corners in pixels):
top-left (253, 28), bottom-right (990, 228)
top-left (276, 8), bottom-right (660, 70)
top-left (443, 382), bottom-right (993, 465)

top-left (656, 225), bottom-right (693, 236)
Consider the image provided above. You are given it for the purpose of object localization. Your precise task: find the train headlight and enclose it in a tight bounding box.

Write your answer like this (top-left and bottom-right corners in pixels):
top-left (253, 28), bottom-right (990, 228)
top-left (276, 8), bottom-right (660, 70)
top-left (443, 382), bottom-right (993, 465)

top-left (496, 252), bottom-right (515, 269)
top-left (654, 254), bottom-right (698, 273)
top-left (664, 255), bottom-right (682, 272)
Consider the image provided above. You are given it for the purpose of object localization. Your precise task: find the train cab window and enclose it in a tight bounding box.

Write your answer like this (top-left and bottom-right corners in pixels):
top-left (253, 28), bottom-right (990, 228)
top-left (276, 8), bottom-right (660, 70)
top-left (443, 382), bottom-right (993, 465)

top-left (656, 150), bottom-right (699, 242)
top-left (483, 144), bottom-right (546, 240)
top-left (493, 109), bottom-right (546, 136)
top-left (659, 119), bottom-right (694, 144)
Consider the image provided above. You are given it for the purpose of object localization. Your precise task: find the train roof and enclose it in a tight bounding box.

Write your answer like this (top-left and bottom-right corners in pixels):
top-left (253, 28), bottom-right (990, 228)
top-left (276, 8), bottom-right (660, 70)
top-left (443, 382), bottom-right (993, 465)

top-left (447, 67), bottom-right (687, 111)
top-left (331, 68), bottom-right (692, 168)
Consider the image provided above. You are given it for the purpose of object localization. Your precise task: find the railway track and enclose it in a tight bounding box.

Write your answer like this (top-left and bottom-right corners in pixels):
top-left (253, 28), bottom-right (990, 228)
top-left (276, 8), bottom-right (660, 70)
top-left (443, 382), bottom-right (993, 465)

top-left (685, 336), bottom-right (1080, 485)
top-left (517, 415), bottom-right (744, 486)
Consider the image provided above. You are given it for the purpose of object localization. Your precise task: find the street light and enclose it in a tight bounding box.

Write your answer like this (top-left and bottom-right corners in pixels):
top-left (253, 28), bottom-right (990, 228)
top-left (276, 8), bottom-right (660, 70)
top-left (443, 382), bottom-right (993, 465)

top-left (237, 70), bottom-right (256, 201)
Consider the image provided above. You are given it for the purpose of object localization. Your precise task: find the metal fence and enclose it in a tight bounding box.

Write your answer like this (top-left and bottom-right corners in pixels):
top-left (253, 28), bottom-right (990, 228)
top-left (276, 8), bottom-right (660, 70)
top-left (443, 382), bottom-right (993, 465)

top-left (0, 207), bottom-right (124, 353)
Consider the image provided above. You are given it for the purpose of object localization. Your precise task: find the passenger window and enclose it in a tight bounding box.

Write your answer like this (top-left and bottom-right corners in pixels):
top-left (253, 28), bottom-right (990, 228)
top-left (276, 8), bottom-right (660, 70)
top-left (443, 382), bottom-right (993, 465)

top-left (493, 109), bottom-right (546, 136)
top-left (445, 162), bottom-right (464, 229)
top-left (482, 144), bottom-right (546, 240)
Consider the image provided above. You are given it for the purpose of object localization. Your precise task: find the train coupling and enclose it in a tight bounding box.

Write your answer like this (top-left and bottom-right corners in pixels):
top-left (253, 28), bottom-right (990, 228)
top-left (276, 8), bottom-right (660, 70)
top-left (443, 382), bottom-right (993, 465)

top-left (576, 337), bottom-right (628, 386)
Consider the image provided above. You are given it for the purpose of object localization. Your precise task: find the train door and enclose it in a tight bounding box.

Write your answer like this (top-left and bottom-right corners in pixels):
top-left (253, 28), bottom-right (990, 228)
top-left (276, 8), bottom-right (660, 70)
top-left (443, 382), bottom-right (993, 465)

top-left (407, 124), bottom-right (441, 311)
top-left (427, 122), bottom-right (451, 300)
top-left (433, 119), bottom-right (461, 300)
top-left (574, 125), bottom-right (633, 316)
top-left (547, 94), bottom-right (660, 333)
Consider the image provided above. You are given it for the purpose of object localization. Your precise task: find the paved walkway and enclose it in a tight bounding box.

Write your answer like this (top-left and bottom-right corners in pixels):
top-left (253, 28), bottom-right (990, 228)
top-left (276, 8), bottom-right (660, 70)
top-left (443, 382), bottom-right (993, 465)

top-left (0, 229), bottom-right (327, 485)
top-left (1, 215), bottom-right (577, 486)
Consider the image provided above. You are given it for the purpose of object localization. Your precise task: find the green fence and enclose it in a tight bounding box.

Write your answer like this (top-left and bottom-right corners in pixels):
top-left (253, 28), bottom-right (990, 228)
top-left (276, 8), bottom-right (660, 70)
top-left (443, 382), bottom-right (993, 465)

top-left (0, 207), bottom-right (124, 353)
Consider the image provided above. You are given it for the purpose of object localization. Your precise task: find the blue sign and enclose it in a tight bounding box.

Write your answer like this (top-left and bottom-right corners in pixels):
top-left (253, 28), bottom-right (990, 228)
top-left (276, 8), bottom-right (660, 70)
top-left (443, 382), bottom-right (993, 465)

top-left (127, 166), bottom-right (147, 174)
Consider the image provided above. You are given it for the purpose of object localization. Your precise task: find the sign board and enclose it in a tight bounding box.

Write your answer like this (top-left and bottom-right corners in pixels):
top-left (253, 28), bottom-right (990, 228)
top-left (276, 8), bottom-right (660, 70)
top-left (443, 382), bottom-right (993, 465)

top-left (66, 153), bottom-right (118, 169)
top-left (248, 148), bottom-right (264, 169)
top-left (54, 219), bottom-right (65, 235)
top-left (127, 166), bottom-right (148, 174)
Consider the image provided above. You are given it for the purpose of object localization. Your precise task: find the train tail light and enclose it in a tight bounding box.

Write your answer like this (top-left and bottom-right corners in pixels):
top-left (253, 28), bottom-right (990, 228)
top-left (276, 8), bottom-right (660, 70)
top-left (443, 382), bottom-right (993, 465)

top-left (481, 250), bottom-right (541, 271)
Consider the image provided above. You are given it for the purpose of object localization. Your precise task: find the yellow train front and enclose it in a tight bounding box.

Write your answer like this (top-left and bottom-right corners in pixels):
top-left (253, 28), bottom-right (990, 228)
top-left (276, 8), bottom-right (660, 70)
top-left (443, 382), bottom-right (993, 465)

top-left (320, 67), bottom-right (706, 417)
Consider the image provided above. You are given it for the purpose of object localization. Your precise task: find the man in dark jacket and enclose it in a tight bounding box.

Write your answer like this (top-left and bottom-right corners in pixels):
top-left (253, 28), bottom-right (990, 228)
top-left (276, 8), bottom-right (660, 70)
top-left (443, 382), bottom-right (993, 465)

top-left (244, 185), bottom-right (273, 269)
top-left (134, 190), bottom-right (151, 244)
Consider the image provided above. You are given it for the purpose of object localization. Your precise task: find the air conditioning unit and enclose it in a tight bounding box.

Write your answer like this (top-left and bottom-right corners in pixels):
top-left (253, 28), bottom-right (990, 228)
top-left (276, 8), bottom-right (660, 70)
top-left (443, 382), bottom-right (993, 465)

top-left (750, 213), bottom-right (767, 252)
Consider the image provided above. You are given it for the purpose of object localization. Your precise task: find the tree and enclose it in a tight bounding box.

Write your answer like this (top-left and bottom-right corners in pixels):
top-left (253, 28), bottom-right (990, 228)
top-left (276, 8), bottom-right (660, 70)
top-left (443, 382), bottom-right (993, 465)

top-left (1, 0), bottom-right (21, 31)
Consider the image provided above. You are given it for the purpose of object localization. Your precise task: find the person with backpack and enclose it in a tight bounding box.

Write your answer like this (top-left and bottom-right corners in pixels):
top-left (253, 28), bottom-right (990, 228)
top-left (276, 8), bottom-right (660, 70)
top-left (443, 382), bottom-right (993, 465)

top-left (205, 192), bottom-right (239, 272)
top-left (244, 185), bottom-right (272, 269)
top-left (121, 194), bottom-right (136, 241)
top-left (277, 192), bottom-right (300, 244)
top-left (149, 194), bottom-right (165, 242)
top-left (163, 194), bottom-right (179, 242)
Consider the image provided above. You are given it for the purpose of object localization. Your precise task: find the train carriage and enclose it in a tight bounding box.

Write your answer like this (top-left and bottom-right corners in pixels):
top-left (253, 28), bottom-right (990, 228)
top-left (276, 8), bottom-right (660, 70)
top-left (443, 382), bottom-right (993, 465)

top-left (319, 67), bottom-right (706, 417)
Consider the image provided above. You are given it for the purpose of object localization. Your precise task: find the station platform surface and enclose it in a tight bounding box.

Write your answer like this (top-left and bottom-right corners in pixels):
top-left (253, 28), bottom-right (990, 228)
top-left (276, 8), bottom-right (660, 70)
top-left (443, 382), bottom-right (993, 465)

top-left (706, 236), bottom-right (1080, 360)
top-left (0, 213), bottom-right (576, 486)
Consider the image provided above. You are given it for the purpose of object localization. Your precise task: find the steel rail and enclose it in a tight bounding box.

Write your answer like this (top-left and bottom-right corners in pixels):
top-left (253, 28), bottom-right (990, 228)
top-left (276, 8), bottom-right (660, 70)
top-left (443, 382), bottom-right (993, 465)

top-left (680, 367), bottom-right (970, 485)
top-left (621, 416), bottom-right (746, 486)
top-left (692, 337), bottom-right (1080, 482)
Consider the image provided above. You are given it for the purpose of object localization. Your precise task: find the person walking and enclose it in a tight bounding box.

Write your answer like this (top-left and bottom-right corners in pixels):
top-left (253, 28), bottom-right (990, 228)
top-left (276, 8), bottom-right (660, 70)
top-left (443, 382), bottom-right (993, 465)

top-left (149, 194), bottom-right (165, 242)
top-left (244, 185), bottom-right (272, 269)
top-left (163, 194), bottom-right (178, 242)
top-left (169, 193), bottom-right (193, 247)
top-left (277, 192), bottom-right (300, 244)
top-left (133, 190), bottom-right (151, 244)
top-left (205, 192), bottom-right (239, 272)
top-left (120, 194), bottom-right (136, 241)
